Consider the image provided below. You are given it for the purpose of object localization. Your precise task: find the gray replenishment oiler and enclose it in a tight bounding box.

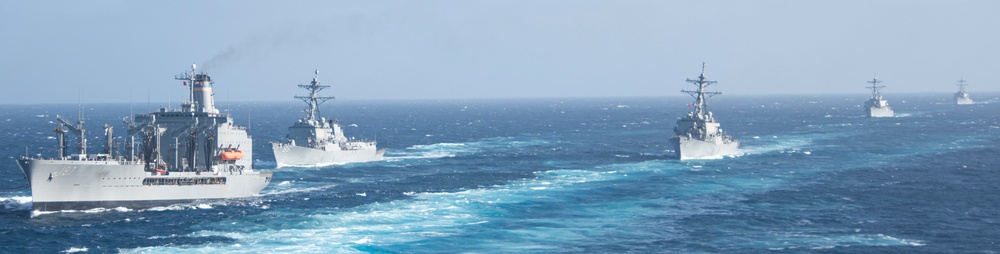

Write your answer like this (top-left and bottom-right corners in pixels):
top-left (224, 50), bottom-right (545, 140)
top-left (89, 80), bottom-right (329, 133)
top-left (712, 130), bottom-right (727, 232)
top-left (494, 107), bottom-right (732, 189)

top-left (16, 65), bottom-right (272, 212)
top-left (864, 76), bottom-right (894, 117)
top-left (669, 63), bottom-right (740, 160)
top-left (955, 79), bottom-right (973, 105)
top-left (271, 69), bottom-right (384, 167)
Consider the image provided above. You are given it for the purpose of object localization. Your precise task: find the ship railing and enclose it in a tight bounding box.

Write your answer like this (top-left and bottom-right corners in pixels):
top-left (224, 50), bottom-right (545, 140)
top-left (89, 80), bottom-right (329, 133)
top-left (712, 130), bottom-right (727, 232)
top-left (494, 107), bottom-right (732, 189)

top-left (346, 138), bottom-right (377, 143)
top-left (20, 154), bottom-right (146, 165)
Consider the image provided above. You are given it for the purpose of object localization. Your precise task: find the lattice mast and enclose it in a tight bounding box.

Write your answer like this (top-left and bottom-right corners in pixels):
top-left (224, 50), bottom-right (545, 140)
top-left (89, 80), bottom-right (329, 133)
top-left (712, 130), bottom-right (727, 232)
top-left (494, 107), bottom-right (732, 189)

top-left (956, 78), bottom-right (969, 93)
top-left (867, 76), bottom-right (885, 99)
top-left (295, 69), bottom-right (335, 121)
top-left (682, 62), bottom-right (722, 118)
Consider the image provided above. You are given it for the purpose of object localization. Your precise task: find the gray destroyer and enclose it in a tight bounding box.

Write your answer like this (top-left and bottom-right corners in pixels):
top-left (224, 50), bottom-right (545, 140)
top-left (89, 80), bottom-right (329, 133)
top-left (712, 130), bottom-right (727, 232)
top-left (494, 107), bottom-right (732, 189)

top-left (271, 70), bottom-right (384, 167)
top-left (955, 79), bottom-right (973, 105)
top-left (670, 63), bottom-right (740, 160)
top-left (864, 77), bottom-right (894, 117)
top-left (16, 65), bottom-right (272, 212)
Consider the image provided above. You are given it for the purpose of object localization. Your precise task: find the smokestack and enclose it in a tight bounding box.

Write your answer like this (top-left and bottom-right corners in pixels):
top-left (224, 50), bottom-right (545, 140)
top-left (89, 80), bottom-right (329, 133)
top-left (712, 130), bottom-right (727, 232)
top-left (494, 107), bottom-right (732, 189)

top-left (192, 73), bottom-right (218, 114)
top-left (177, 64), bottom-right (220, 114)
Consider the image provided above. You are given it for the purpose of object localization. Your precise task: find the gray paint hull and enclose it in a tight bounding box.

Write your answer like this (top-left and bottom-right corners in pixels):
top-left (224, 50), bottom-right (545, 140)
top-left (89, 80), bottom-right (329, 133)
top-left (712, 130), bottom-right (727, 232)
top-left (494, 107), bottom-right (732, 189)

top-left (867, 106), bottom-right (894, 117)
top-left (272, 142), bottom-right (384, 167)
top-left (957, 97), bottom-right (973, 105)
top-left (670, 136), bottom-right (740, 160)
top-left (17, 159), bottom-right (272, 212)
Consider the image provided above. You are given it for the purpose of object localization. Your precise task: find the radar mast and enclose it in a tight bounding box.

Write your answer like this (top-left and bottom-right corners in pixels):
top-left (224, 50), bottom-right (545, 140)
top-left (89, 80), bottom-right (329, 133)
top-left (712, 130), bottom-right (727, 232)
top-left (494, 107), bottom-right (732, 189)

top-left (867, 76), bottom-right (885, 99)
top-left (682, 62), bottom-right (722, 118)
top-left (956, 78), bottom-right (968, 93)
top-left (295, 69), bottom-right (335, 122)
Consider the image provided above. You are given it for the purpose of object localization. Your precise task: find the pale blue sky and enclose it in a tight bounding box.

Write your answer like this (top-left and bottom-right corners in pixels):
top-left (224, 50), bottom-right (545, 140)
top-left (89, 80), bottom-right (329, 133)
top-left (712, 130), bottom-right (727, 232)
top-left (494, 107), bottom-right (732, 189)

top-left (1, 1), bottom-right (998, 104)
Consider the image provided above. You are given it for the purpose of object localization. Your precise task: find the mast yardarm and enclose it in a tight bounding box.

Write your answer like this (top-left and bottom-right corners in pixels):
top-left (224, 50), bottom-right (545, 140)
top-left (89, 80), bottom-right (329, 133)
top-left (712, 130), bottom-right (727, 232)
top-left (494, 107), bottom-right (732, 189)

top-left (295, 69), bottom-right (335, 121)
top-left (682, 62), bottom-right (722, 118)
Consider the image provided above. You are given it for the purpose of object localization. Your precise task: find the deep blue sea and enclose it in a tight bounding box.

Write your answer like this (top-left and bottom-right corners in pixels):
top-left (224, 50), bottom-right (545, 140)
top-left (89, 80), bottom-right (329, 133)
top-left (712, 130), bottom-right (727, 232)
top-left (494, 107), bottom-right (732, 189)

top-left (1, 94), bottom-right (999, 253)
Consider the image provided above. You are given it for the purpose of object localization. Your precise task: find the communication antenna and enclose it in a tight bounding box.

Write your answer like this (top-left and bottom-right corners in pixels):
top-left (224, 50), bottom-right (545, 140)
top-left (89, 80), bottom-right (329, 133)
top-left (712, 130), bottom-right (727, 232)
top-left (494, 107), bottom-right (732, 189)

top-left (190, 63), bottom-right (196, 110)
top-left (956, 78), bottom-right (969, 92)
top-left (681, 62), bottom-right (721, 116)
top-left (295, 68), bottom-right (335, 122)
top-left (78, 86), bottom-right (84, 126)
top-left (866, 75), bottom-right (886, 98)
top-left (129, 86), bottom-right (133, 120)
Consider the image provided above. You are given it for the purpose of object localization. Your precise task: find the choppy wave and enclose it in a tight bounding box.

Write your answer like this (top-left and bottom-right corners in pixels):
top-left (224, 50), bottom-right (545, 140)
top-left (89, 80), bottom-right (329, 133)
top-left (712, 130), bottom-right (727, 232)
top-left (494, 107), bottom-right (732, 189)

top-left (26, 200), bottom-right (236, 217)
top-left (0, 196), bottom-right (32, 211)
top-left (383, 142), bottom-right (469, 161)
top-left (30, 206), bottom-right (134, 218)
top-left (62, 247), bottom-right (89, 253)
top-left (126, 155), bottom-right (805, 253)
top-left (142, 203), bottom-right (214, 212)
top-left (126, 168), bottom-right (634, 252)
top-left (733, 134), bottom-right (816, 158)
top-left (262, 181), bottom-right (338, 196)
top-left (385, 137), bottom-right (548, 162)
top-left (764, 233), bottom-right (925, 250)
top-left (16, 129), bottom-right (917, 252)
top-left (121, 133), bottom-right (829, 252)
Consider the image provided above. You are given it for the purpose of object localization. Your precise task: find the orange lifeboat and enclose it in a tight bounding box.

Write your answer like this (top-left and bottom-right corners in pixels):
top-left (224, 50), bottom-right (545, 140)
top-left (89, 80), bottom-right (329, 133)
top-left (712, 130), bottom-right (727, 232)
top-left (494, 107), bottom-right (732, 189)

top-left (219, 149), bottom-right (245, 161)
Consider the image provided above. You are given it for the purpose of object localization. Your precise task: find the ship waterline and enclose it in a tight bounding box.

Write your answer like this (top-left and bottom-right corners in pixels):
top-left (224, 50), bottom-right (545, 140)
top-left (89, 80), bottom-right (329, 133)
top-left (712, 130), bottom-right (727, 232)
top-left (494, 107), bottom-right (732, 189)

top-left (272, 142), bottom-right (385, 167)
top-left (867, 106), bottom-right (894, 118)
top-left (670, 136), bottom-right (741, 160)
top-left (17, 158), bottom-right (271, 211)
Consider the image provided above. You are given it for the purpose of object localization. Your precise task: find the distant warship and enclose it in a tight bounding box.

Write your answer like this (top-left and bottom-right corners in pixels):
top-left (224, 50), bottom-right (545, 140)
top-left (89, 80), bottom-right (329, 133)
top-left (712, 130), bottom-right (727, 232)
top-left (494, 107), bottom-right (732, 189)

top-left (16, 65), bottom-right (272, 212)
top-left (954, 79), bottom-right (973, 105)
top-left (670, 63), bottom-right (740, 160)
top-left (271, 69), bottom-right (384, 167)
top-left (864, 77), bottom-right (894, 117)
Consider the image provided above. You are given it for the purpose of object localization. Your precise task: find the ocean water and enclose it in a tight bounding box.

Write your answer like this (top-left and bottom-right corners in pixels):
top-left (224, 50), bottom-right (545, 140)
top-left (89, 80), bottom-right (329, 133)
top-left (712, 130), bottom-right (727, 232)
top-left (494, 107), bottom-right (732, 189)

top-left (1, 94), bottom-right (999, 253)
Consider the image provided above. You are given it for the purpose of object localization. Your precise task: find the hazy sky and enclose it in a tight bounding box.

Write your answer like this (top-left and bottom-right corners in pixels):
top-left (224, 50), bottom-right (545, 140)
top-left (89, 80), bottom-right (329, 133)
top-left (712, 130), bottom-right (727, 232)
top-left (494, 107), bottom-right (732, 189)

top-left (2, 1), bottom-right (998, 104)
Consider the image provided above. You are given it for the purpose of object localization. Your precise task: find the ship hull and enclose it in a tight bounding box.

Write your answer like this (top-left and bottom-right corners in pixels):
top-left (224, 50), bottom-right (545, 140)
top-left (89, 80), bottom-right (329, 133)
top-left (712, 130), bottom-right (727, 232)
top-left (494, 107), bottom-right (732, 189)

top-left (670, 136), bottom-right (740, 160)
top-left (956, 97), bottom-right (973, 105)
top-left (867, 107), bottom-right (894, 117)
top-left (272, 143), bottom-right (384, 167)
top-left (16, 159), bottom-right (272, 212)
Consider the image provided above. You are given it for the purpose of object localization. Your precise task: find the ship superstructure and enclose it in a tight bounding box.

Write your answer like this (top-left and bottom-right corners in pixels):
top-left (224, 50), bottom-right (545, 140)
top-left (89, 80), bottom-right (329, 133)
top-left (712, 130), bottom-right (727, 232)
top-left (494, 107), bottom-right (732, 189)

top-left (864, 77), bottom-right (894, 117)
top-left (271, 69), bottom-right (384, 167)
top-left (955, 79), bottom-right (973, 105)
top-left (669, 63), bottom-right (740, 160)
top-left (16, 65), bottom-right (272, 212)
